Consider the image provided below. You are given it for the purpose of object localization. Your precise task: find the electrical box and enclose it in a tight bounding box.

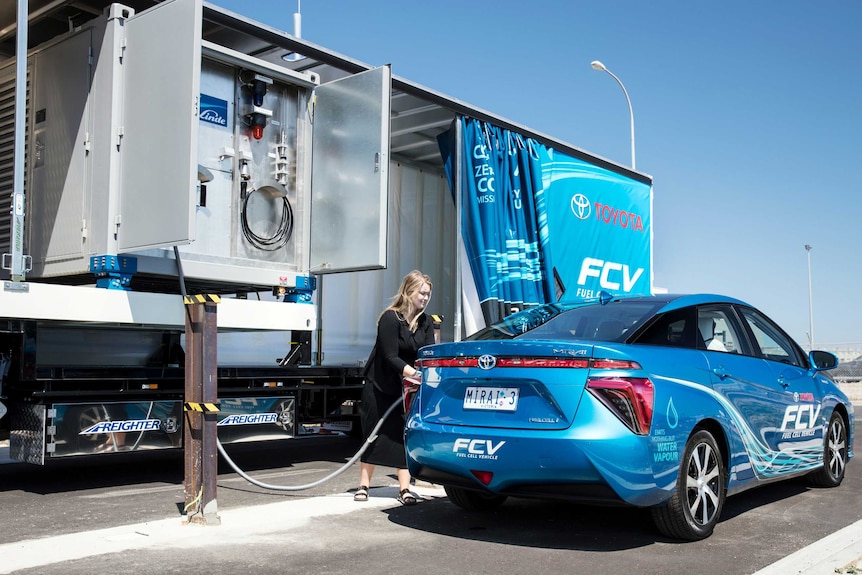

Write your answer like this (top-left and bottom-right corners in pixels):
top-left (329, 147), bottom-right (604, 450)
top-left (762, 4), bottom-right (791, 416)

top-left (0, 0), bottom-right (390, 292)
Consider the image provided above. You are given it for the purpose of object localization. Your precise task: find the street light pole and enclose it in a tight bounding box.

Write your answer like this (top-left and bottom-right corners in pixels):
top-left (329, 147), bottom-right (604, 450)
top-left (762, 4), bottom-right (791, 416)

top-left (805, 244), bottom-right (814, 350)
top-left (591, 60), bottom-right (635, 170)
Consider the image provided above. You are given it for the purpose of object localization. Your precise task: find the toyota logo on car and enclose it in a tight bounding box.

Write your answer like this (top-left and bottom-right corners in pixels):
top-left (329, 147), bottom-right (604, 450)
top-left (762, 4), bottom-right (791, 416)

top-left (477, 354), bottom-right (497, 370)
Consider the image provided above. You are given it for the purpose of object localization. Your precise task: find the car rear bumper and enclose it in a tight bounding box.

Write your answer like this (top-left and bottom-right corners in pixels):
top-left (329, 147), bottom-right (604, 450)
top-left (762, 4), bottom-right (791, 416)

top-left (405, 419), bottom-right (673, 507)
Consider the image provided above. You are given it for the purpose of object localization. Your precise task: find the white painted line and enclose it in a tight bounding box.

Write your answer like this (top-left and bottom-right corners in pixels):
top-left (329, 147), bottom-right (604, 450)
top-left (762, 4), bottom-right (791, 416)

top-left (750, 518), bottom-right (862, 575)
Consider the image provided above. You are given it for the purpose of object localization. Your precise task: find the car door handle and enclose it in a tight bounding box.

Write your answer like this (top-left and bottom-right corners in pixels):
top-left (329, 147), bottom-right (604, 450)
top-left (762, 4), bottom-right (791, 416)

top-left (713, 366), bottom-right (729, 379)
top-left (777, 375), bottom-right (789, 389)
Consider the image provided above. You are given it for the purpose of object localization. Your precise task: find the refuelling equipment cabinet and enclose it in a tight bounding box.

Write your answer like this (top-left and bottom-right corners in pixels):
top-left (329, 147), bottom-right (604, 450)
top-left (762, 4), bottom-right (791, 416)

top-left (0, 0), bottom-right (391, 463)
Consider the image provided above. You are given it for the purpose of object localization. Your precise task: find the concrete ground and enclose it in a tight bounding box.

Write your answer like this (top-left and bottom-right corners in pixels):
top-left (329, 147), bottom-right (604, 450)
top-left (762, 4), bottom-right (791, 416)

top-left (1, 381), bottom-right (860, 574)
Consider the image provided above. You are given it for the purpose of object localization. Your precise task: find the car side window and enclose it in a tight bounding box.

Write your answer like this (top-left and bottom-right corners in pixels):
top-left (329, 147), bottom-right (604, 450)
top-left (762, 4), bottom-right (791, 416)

top-left (633, 307), bottom-right (697, 349)
top-left (696, 305), bottom-right (743, 354)
top-left (737, 306), bottom-right (804, 367)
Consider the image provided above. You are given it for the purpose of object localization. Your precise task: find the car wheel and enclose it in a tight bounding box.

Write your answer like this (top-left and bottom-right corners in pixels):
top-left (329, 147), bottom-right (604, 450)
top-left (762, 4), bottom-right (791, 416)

top-left (444, 485), bottom-right (507, 511)
top-left (807, 411), bottom-right (847, 488)
top-left (651, 429), bottom-right (726, 541)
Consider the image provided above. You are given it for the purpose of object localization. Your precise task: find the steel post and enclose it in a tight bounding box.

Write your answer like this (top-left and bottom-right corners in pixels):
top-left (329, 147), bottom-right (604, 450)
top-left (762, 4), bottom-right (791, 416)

top-left (183, 300), bottom-right (221, 525)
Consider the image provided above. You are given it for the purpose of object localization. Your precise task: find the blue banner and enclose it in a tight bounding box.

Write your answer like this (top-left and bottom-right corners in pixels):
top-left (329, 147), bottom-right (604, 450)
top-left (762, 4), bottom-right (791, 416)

top-left (458, 118), bottom-right (548, 323)
top-left (439, 116), bottom-right (652, 328)
top-left (541, 150), bottom-right (652, 301)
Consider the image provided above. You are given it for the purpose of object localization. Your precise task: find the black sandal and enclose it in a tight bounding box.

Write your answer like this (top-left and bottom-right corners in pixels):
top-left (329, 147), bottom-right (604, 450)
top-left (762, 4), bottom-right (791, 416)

top-left (354, 485), bottom-right (369, 502)
top-left (397, 488), bottom-right (418, 506)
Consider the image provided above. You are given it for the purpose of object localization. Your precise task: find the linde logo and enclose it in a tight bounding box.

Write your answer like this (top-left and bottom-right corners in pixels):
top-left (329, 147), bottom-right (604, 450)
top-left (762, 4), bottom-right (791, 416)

top-left (199, 94), bottom-right (228, 127)
top-left (200, 109), bottom-right (227, 126)
top-left (570, 193), bottom-right (644, 232)
top-left (576, 257), bottom-right (644, 298)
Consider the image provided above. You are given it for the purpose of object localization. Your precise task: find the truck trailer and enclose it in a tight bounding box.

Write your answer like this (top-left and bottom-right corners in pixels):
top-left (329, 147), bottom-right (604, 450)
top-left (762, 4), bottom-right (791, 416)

top-left (0, 0), bottom-right (653, 464)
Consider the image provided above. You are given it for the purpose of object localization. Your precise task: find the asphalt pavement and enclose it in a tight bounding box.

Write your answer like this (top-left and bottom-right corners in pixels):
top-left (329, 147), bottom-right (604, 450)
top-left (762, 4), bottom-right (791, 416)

top-left (753, 382), bottom-right (862, 575)
top-left (0, 473), bottom-right (859, 575)
top-left (2, 382), bottom-right (860, 575)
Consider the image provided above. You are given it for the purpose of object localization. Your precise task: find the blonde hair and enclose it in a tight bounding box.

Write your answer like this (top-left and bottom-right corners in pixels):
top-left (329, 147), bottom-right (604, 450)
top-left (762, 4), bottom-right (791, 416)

top-left (383, 270), bottom-right (432, 332)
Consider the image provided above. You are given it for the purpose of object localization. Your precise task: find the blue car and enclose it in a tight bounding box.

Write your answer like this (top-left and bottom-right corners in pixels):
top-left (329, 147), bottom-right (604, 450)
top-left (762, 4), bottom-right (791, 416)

top-left (405, 293), bottom-right (853, 540)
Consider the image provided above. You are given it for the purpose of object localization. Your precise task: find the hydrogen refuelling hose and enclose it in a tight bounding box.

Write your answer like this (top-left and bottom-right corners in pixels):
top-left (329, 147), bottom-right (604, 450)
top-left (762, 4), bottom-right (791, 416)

top-left (173, 246), bottom-right (404, 493)
top-left (215, 396), bottom-right (403, 491)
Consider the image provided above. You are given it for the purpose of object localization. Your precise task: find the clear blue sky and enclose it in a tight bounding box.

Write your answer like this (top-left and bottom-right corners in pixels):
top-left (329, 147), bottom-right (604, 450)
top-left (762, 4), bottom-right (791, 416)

top-left (209, 0), bottom-right (861, 348)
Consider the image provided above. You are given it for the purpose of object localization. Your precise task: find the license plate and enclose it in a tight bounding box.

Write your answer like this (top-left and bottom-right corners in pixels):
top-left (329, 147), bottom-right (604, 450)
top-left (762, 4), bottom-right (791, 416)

top-left (463, 386), bottom-right (519, 412)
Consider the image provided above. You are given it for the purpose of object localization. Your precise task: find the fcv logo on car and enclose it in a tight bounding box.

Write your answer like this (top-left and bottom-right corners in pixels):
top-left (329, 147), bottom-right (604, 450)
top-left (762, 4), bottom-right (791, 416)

top-left (453, 438), bottom-right (506, 459)
top-left (477, 354), bottom-right (497, 370)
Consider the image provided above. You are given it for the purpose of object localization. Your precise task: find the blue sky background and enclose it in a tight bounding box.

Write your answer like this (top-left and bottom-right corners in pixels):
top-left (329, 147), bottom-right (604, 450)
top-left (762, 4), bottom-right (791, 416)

top-left (209, 0), bottom-right (860, 349)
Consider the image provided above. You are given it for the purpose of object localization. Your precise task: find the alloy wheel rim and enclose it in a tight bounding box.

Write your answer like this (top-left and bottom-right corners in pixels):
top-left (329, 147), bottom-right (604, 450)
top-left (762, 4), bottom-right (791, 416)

top-left (827, 418), bottom-right (847, 479)
top-left (686, 441), bottom-right (720, 526)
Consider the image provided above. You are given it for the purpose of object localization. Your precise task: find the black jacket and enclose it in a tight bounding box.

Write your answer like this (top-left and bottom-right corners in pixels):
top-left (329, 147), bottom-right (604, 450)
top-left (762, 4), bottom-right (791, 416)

top-left (367, 309), bottom-right (435, 396)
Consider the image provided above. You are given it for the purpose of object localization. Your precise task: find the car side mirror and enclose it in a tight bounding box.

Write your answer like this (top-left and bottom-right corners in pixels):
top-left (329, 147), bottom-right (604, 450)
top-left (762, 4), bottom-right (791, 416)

top-left (809, 350), bottom-right (838, 371)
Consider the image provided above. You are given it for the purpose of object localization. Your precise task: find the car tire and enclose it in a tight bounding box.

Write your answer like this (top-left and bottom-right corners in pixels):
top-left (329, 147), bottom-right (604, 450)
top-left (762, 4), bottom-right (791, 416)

top-left (651, 429), bottom-right (726, 541)
top-left (444, 485), bottom-right (507, 511)
top-left (807, 411), bottom-right (847, 488)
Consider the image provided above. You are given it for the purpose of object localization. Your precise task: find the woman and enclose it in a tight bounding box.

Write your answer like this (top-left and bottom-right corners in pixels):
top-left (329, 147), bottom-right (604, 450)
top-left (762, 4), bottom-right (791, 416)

top-left (354, 270), bottom-right (435, 506)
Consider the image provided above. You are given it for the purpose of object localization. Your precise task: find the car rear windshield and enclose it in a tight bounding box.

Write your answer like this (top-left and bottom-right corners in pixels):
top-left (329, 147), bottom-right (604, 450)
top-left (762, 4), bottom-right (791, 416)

top-left (468, 300), bottom-right (662, 342)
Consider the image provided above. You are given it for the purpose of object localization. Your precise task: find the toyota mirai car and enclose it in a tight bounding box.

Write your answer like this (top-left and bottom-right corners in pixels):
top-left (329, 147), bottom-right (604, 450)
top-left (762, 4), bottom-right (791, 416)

top-left (404, 293), bottom-right (853, 541)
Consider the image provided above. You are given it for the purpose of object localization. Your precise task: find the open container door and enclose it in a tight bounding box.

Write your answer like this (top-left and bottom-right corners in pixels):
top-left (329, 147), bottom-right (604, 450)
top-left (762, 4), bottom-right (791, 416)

top-left (118, 0), bottom-right (202, 252)
top-left (309, 65), bottom-right (391, 273)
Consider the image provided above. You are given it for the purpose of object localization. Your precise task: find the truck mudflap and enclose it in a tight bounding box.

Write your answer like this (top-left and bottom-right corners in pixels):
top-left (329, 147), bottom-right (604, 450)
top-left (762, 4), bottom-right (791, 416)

top-left (9, 396), bottom-right (305, 462)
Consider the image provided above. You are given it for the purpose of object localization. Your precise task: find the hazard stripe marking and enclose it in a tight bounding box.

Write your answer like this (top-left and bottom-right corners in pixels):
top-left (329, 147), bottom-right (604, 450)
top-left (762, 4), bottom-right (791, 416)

top-left (183, 294), bottom-right (221, 305)
top-left (183, 402), bottom-right (221, 413)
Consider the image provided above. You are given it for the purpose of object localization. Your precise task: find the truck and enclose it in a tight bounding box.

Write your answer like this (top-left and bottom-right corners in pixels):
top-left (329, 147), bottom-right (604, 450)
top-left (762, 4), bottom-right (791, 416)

top-left (0, 0), bottom-right (653, 464)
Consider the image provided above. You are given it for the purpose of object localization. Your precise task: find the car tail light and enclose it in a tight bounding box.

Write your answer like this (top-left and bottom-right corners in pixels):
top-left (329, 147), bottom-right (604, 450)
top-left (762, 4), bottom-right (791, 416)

top-left (418, 358), bottom-right (478, 368)
top-left (402, 374), bottom-right (421, 413)
top-left (587, 377), bottom-right (654, 435)
top-left (417, 358), bottom-right (611, 369)
top-left (499, 358), bottom-right (589, 368)
top-left (590, 359), bottom-right (642, 370)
